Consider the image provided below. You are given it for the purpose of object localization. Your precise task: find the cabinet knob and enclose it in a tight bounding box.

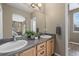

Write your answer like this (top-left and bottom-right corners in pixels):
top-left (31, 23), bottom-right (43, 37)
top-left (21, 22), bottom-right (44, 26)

top-left (40, 45), bottom-right (44, 48)
top-left (40, 51), bottom-right (44, 55)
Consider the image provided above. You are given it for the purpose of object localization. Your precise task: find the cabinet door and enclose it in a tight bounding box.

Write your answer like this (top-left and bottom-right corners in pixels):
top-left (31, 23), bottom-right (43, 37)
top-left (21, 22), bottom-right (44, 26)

top-left (52, 39), bottom-right (54, 54)
top-left (47, 39), bottom-right (54, 56)
top-left (17, 46), bottom-right (36, 56)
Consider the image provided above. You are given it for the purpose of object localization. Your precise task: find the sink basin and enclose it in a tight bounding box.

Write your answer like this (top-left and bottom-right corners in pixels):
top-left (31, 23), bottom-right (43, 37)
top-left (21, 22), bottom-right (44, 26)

top-left (0, 40), bottom-right (28, 53)
top-left (40, 35), bottom-right (52, 39)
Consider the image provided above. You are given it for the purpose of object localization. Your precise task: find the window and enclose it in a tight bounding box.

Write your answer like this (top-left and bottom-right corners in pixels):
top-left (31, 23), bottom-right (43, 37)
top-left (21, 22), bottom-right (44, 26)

top-left (12, 14), bottom-right (25, 22)
top-left (73, 12), bottom-right (79, 32)
top-left (31, 17), bottom-right (36, 32)
top-left (69, 3), bottom-right (79, 11)
top-left (12, 14), bottom-right (26, 36)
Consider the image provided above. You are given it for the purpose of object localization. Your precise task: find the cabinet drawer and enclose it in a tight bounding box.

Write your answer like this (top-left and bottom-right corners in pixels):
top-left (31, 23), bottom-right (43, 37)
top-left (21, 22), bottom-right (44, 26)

top-left (37, 49), bottom-right (46, 56)
top-left (37, 42), bottom-right (46, 51)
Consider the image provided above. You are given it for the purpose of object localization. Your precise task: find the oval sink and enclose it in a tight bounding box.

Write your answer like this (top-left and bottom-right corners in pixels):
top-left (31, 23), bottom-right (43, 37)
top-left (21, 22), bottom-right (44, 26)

top-left (0, 40), bottom-right (28, 53)
top-left (40, 35), bottom-right (52, 39)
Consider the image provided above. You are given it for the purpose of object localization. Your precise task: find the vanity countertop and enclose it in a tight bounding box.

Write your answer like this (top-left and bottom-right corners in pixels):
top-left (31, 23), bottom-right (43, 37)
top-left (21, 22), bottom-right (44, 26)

top-left (0, 34), bottom-right (55, 56)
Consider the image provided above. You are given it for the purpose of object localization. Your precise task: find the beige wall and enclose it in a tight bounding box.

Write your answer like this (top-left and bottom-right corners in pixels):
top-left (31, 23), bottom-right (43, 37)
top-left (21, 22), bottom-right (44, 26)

top-left (69, 8), bottom-right (79, 43)
top-left (2, 4), bottom-right (12, 39)
top-left (2, 4), bottom-right (31, 39)
top-left (45, 3), bottom-right (65, 55)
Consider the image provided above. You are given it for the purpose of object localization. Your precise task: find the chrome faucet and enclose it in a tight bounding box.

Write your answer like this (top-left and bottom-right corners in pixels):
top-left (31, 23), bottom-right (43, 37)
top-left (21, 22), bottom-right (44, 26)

top-left (13, 36), bottom-right (17, 41)
top-left (12, 30), bottom-right (18, 41)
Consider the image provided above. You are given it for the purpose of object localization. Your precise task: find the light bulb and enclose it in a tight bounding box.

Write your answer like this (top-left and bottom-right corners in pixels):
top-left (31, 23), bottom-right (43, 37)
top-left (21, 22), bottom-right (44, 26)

top-left (38, 3), bottom-right (42, 7)
top-left (31, 3), bottom-right (35, 8)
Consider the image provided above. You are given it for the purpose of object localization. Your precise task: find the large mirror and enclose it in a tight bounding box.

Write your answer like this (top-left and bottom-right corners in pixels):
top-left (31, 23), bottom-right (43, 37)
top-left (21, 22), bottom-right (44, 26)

top-left (11, 3), bottom-right (46, 37)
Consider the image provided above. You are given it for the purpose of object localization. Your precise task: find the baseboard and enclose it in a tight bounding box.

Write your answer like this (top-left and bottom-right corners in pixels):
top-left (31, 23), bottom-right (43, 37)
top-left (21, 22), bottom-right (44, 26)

top-left (69, 41), bottom-right (79, 45)
top-left (55, 53), bottom-right (61, 56)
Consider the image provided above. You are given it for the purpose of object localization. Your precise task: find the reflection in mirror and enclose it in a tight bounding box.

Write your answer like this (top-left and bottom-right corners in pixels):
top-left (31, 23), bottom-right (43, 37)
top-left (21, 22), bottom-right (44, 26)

top-left (31, 17), bottom-right (37, 33)
top-left (12, 13), bottom-right (26, 37)
top-left (11, 3), bottom-right (46, 38)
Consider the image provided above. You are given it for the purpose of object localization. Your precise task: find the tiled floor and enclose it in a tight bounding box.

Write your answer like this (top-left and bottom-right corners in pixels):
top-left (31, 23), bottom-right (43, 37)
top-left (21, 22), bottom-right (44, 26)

top-left (68, 43), bottom-right (79, 56)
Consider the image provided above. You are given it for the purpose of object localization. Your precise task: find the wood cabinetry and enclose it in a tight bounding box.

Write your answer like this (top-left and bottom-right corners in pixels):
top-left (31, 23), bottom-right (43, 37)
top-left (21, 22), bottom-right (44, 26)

top-left (16, 39), bottom-right (54, 56)
top-left (37, 42), bottom-right (46, 51)
top-left (52, 39), bottom-right (54, 54)
top-left (37, 42), bottom-right (46, 56)
top-left (47, 39), bottom-right (54, 56)
top-left (16, 46), bottom-right (36, 56)
top-left (37, 49), bottom-right (46, 56)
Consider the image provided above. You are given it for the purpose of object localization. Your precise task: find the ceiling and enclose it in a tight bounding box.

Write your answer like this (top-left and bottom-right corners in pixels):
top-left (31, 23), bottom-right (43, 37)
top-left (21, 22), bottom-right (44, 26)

top-left (6, 3), bottom-right (34, 13)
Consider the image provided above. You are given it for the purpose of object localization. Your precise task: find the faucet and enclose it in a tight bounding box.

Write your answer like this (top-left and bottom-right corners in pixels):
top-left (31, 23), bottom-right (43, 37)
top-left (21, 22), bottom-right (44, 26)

top-left (14, 36), bottom-right (16, 41)
top-left (13, 36), bottom-right (17, 41)
top-left (13, 35), bottom-right (23, 41)
top-left (12, 30), bottom-right (19, 41)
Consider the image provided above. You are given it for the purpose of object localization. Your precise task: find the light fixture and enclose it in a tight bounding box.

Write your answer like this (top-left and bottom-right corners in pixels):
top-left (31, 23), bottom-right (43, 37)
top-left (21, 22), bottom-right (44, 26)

top-left (31, 3), bottom-right (42, 10)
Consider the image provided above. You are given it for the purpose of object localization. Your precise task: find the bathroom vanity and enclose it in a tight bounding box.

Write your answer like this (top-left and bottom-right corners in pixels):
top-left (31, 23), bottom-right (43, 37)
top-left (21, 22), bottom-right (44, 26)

top-left (16, 38), bottom-right (54, 56)
top-left (0, 34), bottom-right (55, 56)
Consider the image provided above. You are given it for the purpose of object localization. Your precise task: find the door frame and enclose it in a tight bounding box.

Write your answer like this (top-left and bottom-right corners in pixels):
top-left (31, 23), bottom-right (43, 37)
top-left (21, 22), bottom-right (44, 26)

top-left (65, 3), bottom-right (69, 56)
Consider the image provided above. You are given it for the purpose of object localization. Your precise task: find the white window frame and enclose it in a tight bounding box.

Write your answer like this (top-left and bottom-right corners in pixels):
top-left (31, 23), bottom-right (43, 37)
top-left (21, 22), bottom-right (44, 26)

top-left (73, 12), bottom-right (79, 33)
top-left (12, 14), bottom-right (25, 22)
